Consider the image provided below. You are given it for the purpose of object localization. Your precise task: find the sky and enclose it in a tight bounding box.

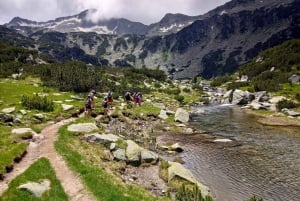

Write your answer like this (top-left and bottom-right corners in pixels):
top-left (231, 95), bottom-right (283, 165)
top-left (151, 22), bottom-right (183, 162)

top-left (0, 0), bottom-right (230, 25)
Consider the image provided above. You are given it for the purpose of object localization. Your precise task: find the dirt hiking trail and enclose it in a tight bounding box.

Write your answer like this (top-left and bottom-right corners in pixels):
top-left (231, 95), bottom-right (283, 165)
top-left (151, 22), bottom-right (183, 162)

top-left (0, 117), bottom-right (96, 201)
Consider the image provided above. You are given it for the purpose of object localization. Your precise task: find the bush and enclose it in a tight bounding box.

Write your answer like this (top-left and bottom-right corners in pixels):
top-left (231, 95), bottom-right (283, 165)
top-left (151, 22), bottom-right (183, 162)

top-left (175, 95), bottom-right (185, 103)
top-left (175, 184), bottom-right (213, 201)
top-left (21, 94), bottom-right (54, 112)
top-left (295, 93), bottom-right (300, 102)
top-left (276, 99), bottom-right (298, 111)
top-left (183, 88), bottom-right (191, 93)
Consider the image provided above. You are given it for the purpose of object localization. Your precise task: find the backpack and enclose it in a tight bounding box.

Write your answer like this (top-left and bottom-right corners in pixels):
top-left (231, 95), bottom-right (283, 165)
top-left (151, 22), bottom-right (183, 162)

top-left (86, 97), bottom-right (92, 106)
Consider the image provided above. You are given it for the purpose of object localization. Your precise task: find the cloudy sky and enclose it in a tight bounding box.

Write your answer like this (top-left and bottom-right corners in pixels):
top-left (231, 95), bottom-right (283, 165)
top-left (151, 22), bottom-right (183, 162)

top-left (0, 0), bottom-right (230, 25)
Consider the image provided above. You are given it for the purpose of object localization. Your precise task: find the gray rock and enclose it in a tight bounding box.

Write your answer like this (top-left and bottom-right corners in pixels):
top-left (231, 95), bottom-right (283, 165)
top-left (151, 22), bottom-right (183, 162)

top-left (13, 118), bottom-right (22, 125)
top-left (17, 179), bottom-right (51, 197)
top-left (250, 101), bottom-right (264, 110)
top-left (169, 143), bottom-right (184, 152)
top-left (126, 140), bottom-right (141, 165)
top-left (33, 113), bottom-right (45, 121)
top-left (221, 90), bottom-right (233, 104)
top-left (269, 96), bottom-right (286, 104)
top-left (175, 108), bottom-right (190, 123)
top-left (141, 148), bottom-right (158, 163)
top-left (70, 95), bottom-right (84, 100)
top-left (255, 91), bottom-right (269, 102)
top-left (288, 74), bottom-right (300, 84)
top-left (1, 107), bottom-right (15, 114)
top-left (185, 128), bottom-right (193, 134)
top-left (61, 104), bottom-right (74, 111)
top-left (85, 133), bottom-right (120, 144)
top-left (166, 110), bottom-right (175, 115)
top-left (168, 162), bottom-right (210, 196)
top-left (156, 144), bottom-right (169, 151)
top-left (281, 108), bottom-right (300, 117)
top-left (19, 110), bottom-right (27, 115)
top-left (110, 143), bottom-right (117, 151)
top-left (112, 149), bottom-right (126, 161)
top-left (232, 90), bottom-right (253, 105)
top-left (158, 110), bottom-right (168, 120)
top-left (12, 128), bottom-right (36, 135)
top-left (67, 123), bottom-right (98, 133)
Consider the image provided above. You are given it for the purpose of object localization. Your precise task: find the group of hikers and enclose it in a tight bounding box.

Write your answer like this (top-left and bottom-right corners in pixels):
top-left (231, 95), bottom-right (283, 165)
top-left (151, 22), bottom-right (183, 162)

top-left (84, 90), bottom-right (143, 115)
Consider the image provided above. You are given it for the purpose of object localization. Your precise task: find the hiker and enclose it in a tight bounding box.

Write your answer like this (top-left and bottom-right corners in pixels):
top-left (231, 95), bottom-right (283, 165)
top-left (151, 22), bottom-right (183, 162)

top-left (135, 92), bottom-right (143, 106)
top-left (124, 91), bottom-right (132, 102)
top-left (89, 89), bottom-right (96, 108)
top-left (132, 92), bottom-right (137, 105)
top-left (102, 96), bottom-right (108, 115)
top-left (85, 94), bottom-right (93, 115)
top-left (107, 91), bottom-right (113, 109)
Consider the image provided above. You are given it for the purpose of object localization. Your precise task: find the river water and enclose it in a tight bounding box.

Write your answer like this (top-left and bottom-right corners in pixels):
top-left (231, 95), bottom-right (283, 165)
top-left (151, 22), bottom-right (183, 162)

top-left (158, 105), bottom-right (300, 201)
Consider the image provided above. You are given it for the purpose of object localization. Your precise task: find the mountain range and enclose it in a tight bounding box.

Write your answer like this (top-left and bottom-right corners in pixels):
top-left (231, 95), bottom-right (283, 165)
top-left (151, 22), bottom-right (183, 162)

top-left (2, 0), bottom-right (300, 79)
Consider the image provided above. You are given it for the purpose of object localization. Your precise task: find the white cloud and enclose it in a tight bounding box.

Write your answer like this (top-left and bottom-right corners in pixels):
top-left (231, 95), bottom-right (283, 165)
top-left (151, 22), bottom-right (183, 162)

top-left (0, 0), bottom-right (230, 25)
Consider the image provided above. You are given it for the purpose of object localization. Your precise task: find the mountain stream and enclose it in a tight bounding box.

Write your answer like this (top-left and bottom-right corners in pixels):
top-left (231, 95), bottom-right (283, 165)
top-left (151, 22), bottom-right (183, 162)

top-left (158, 105), bottom-right (300, 201)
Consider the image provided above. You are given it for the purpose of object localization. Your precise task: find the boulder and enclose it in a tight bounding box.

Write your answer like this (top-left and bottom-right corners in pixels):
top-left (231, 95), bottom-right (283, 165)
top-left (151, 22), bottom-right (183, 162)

top-left (175, 108), bottom-right (190, 123)
top-left (169, 143), bottom-right (184, 152)
top-left (288, 74), bottom-right (300, 84)
top-left (67, 123), bottom-right (98, 133)
top-left (11, 128), bottom-right (36, 135)
top-left (112, 149), bottom-right (126, 161)
top-left (1, 107), bottom-right (15, 114)
top-left (85, 133), bottom-right (120, 144)
top-left (158, 110), bottom-right (168, 120)
top-left (126, 140), bottom-right (141, 165)
top-left (141, 148), bottom-right (159, 163)
top-left (168, 162), bottom-right (210, 196)
top-left (232, 90), bottom-right (253, 105)
top-left (17, 179), bottom-right (51, 197)
top-left (61, 104), bottom-right (74, 111)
